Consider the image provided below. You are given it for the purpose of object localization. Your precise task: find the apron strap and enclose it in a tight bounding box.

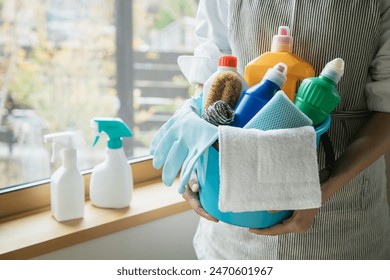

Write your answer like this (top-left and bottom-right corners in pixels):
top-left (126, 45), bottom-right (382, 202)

top-left (318, 132), bottom-right (335, 184)
top-left (331, 110), bottom-right (373, 120)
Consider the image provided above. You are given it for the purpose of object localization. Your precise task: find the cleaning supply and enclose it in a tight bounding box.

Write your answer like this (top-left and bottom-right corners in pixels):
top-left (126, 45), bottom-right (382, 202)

top-left (294, 58), bottom-right (344, 126)
top-left (202, 71), bottom-right (242, 126)
top-left (202, 100), bottom-right (235, 126)
top-left (44, 131), bottom-right (85, 222)
top-left (197, 91), bottom-right (330, 228)
top-left (203, 71), bottom-right (242, 110)
top-left (244, 90), bottom-right (313, 130)
top-left (218, 125), bottom-right (320, 212)
top-left (202, 55), bottom-right (248, 108)
top-left (150, 98), bottom-right (218, 194)
top-left (89, 118), bottom-right (133, 209)
top-left (232, 62), bottom-right (288, 127)
top-left (244, 26), bottom-right (315, 101)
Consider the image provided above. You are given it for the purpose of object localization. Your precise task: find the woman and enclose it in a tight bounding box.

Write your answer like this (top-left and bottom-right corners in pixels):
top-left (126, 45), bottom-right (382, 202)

top-left (178, 0), bottom-right (390, 259)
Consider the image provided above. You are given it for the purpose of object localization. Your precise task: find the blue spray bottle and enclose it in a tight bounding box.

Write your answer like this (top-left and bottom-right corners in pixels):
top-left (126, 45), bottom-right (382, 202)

top-left (89, 117), bottom-right (133, 209)
top-left (232, 62), bottom-right (288, 127)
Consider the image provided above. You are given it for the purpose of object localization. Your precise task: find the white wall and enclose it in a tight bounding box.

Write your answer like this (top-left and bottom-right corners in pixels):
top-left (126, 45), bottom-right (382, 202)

top-left (34, 211), bottom-right (200, 260)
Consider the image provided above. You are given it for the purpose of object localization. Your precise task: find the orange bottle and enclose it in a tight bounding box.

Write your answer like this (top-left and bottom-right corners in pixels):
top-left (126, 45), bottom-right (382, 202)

top-left (244, 26), bottom-right (315, 102)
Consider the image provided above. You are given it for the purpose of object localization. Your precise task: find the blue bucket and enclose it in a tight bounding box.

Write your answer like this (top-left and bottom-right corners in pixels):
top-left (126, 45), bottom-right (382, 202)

top-left (197, 116), bottom-right (331, 228)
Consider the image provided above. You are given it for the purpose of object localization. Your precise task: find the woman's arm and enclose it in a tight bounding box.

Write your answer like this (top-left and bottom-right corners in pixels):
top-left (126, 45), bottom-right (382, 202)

top-left (177, 0), bottom-right (230, 86)
top-left (322, 112), bottom-right (390, 202)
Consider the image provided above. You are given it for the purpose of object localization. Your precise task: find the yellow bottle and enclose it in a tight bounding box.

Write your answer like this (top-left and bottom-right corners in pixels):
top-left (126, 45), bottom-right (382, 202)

top-left (244, 26), bottom-right (315, 102)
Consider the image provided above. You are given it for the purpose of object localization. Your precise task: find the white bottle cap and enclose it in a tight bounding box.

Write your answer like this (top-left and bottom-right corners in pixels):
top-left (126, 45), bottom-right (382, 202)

top-left (264, 62), bottom-right (288, 88)
top-left (271, 26), bottom-right (293, 52)
top-left (44, 131), bottom-right (85, 163)
top-left (320, 58), bottom-right (345, 84)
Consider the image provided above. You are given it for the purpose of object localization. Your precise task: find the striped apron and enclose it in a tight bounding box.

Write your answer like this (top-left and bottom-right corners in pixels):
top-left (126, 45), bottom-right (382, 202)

top-left (193, 0), bottom-right (390, 259)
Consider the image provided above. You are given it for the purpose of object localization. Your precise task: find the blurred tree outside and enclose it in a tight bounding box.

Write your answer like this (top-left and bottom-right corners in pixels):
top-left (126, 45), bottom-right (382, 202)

top-left (0, 0), bottom-right (198, 189)
top-left (9, 0), bottom-right (117, 133)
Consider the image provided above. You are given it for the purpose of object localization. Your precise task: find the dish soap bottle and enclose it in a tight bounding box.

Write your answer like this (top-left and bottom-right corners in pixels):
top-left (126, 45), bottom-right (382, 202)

top-left (294, 58), bottom-right (344, 126)
top-left (232, 62), bottom-right (288, 127)
top-left (90, 117), bottom-right (133, 209)
top-left (44, 131), bottom-right (85, 222)
top-left (244, 26), bottom-right (314, 102)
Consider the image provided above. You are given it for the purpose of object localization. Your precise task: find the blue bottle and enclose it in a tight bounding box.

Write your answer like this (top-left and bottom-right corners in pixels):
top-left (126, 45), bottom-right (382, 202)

top-left (232, 62), bottom-right (288, 127)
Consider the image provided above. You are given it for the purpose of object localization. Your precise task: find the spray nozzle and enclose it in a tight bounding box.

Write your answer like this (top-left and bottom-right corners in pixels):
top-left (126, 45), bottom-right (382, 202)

top-left (91, 117), bottom-right (133, 149)
top-left (44, 131), bottom-right (85, 163)
top-left (271, 26), bottom-right (293, 52)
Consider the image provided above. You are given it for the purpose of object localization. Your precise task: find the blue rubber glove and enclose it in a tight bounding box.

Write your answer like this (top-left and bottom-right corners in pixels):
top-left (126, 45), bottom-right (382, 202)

top-left (150, 97), bottom-right (218, 194)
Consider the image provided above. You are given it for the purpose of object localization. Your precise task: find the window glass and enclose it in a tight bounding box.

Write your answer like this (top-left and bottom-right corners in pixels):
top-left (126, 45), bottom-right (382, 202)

top-left (0, 0), bottom-right (197, 190)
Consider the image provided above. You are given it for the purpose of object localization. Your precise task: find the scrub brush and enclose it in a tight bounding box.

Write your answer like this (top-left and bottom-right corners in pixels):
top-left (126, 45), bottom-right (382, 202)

top-left (204, 71), bottom-right (242, 110)
top-left (202, 71), bottom-right (242, 126)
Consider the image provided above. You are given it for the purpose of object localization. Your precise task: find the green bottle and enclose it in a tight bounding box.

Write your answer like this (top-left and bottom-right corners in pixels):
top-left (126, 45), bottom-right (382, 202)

top-left (294, 58), bottom-right (344, 126)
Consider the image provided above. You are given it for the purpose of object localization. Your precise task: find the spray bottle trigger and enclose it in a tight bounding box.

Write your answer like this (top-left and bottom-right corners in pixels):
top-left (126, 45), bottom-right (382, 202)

top-left (49, 142), bottom-right (62, 164)
top-left (92, 135), bottom-right (100, 147)
top-left (90, 119), bottom-right (100, 147)
top-left (50, 143), bottom-right (56, 163)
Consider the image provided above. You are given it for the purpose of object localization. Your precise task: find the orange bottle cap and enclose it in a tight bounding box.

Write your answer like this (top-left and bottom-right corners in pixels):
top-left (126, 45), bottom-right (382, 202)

top-left (218, 56), bottom-right (237, 68)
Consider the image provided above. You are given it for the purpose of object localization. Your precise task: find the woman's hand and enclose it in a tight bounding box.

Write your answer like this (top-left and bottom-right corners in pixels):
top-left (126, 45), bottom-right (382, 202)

top-left (248, 208), bottom-right (319, 235)
top-left (182, 173), bottom-right (219, 223)
top-left (249, 178), bottom-right (331, 236)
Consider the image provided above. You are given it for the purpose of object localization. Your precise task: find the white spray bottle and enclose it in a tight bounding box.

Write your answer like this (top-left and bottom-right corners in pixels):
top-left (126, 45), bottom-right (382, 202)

top-left (89, 117), bottom-right (133, 209)
top-left (44, 132), bottom-right (85, 222)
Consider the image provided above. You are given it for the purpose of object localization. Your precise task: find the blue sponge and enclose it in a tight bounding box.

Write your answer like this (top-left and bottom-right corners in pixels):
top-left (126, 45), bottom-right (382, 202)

top-left (244, 91), bottom-right (312, 130)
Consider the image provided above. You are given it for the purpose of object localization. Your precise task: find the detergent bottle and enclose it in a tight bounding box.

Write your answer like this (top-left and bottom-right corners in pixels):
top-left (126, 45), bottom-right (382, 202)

top-left (90, 117), bottom-right (133, 209)
top-left (202, 55), bottom-right (248, 108)
top-left (232, 62), bottom-right (288, 127)
top-left (244, 26), bottom-right (314, 101)
top-left (294, 58), bottom-right (344, 126)
top-left (44, 131), bottom-right (85, 222)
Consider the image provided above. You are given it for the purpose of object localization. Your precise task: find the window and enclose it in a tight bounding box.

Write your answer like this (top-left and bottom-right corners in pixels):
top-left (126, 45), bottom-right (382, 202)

top-left (0, 0), bottom-right (198, 191)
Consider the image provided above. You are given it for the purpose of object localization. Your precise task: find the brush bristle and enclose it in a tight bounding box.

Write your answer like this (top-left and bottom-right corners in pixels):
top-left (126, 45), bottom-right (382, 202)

top-left (204, 71), bottom-right (242, 109)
